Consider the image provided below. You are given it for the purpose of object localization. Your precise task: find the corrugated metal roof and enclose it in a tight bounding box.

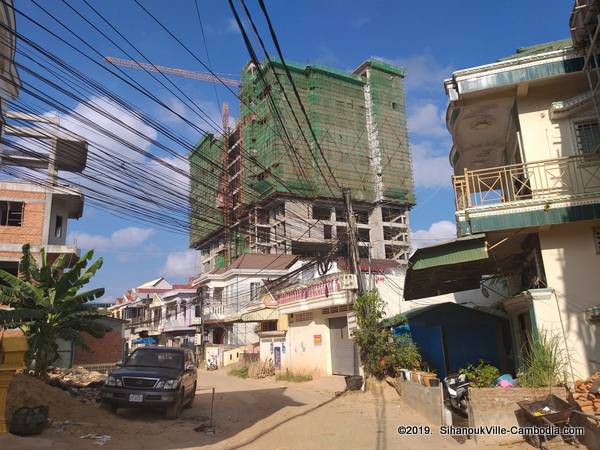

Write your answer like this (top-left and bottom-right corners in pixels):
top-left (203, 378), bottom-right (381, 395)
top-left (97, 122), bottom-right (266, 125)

top-left (409, 234), bottom-right (487, 271)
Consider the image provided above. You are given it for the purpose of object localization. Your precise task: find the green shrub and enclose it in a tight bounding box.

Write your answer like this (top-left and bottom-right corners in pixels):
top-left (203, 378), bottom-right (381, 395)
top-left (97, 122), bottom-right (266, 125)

top-left (460, 360), bottom-right (500, 388)
top-left (353, 290), bottom-right (419, 379)
top-left (518, 330), bottom-right (568, 388)
top-left (275, 370), bottom-right (312, 382)
top-left (395, 333), bottom-right (422, 370)
top-left (228, 367), bottom-right (249, 379)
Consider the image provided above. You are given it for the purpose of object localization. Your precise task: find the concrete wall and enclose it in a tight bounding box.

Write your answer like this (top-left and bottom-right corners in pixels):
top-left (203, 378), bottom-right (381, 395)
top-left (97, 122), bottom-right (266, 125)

top-left (538, 220), bottom-right (600, 379)
top-left (392, 378), bottom-right (443, 426)
top-left (468, 387), bottom-right (567, 446)
top-left (283, 309), bottom-right (333, 377)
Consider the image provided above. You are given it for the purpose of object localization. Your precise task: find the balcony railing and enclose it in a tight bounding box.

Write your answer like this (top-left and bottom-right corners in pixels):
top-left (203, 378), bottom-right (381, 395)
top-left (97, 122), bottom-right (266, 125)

top-left (276, 275), bottom-right (342, 305)
top-left (453, 154), bottom-right (600, 211)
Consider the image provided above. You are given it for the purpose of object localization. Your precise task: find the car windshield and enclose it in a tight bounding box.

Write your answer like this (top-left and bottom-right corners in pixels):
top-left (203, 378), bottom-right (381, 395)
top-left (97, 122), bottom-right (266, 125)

top-left (125, 349), bottom-right (183, 369)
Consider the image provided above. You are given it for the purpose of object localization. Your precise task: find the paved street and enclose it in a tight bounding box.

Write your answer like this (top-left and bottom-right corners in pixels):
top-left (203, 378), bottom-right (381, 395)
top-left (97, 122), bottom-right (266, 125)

top-left (1, 369), bottom-right (530, 450)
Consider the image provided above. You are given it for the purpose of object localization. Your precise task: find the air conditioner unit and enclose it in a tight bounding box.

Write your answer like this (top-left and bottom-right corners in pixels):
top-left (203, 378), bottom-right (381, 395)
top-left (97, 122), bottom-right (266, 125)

top-left (338, 273), bottom-right (358, 290)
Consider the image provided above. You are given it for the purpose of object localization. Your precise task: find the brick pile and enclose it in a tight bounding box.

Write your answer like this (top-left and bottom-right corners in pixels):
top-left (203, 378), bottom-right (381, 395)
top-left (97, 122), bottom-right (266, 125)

top-left (572, 372), bottom-right (600, 415)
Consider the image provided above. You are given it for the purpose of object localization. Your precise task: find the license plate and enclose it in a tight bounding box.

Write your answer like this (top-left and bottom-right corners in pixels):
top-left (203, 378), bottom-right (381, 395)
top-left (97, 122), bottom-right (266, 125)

top-left (129, 394), bottom-right (143, 402)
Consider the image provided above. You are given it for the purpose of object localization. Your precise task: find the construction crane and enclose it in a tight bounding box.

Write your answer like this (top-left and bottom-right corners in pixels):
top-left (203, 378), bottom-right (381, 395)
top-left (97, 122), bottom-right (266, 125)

top-left (104, 56), bottom-right (240, 86)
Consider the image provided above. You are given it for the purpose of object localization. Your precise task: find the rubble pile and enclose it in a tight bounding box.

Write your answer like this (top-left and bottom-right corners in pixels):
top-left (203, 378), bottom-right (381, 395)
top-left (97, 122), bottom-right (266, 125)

top-left (572, 371), bottom-right (600, 416)
top-left (248, 359), bottom-right (275, 379)
top-left (46, 366), bottom-right (106, 405)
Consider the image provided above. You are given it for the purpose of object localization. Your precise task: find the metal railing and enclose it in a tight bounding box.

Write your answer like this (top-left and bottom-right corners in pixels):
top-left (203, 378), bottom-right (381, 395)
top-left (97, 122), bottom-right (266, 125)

top-left (453, 154), bottom-right (600, 210)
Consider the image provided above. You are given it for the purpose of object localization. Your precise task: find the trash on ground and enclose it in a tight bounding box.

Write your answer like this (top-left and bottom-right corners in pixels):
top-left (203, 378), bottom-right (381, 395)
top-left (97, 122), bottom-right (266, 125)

top-left (80, 434), bottom-right (112, 446)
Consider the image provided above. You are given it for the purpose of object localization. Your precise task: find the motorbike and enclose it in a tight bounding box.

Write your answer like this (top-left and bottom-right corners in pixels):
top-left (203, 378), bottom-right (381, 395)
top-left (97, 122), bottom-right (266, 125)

top-left (206, 358), bottom-right (218, 371)
top-left (443, 372), bottom-right (470, 416)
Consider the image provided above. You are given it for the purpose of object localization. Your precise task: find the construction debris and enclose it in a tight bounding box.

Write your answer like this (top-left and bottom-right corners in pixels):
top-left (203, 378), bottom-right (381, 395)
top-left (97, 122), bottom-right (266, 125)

top-left (46, 367), bottom-right (105, 405)
top-left (80, 434), bottom-right (112, 446)
top-left (46, 366), bottom-right (106, 388)
top-left (571, 371), bottom-right (600, 415)
top-left (248, 359), bottom-right (275, 379)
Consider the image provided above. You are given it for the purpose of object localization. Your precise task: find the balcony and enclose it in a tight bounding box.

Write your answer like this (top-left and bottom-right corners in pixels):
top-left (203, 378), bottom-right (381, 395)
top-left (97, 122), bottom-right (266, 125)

top-left (275, 273), bottom-right (354, 314)
top-left (452, 154), bottom-right (600, 234)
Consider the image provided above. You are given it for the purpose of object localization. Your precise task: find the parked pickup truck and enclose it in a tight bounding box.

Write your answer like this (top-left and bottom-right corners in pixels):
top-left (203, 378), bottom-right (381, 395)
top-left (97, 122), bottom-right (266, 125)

top-left (100, 346), bottom-right (197, 419)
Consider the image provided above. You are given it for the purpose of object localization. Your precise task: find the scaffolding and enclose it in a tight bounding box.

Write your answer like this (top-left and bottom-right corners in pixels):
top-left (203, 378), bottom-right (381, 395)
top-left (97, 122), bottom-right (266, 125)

top-left (571, 0), bottom-right (600, 125)
top-left (189, 58), bottom-right (415, 264)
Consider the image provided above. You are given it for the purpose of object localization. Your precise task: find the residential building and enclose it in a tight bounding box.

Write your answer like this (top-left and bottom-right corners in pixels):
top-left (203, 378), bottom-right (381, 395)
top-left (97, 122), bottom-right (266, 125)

top-left (194, 253), bottom-right (298, 347)
top-left (0, 0), bottom-right (20, 135)
top-left (109, 278), bottom-right (201, 354)
top-left (147, 284), bottom-right (198, 348)
top-left (405, 7), bottom-right (600, 381)
top-left (270, 258), bottom-right (405, 377)
top-left (190, 59), bottom-right (414, 273)
top-left (0, 114), bottom-right (88, 273)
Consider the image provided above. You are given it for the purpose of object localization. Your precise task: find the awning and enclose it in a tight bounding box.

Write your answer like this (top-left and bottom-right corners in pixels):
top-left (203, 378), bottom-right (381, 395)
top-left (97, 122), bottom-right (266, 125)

top-left (132, 337), bottom-right (157, 344)
top-left (223, 307), bottom-right (279, 323)
top-left (404, 234), bottom-right (490, 300)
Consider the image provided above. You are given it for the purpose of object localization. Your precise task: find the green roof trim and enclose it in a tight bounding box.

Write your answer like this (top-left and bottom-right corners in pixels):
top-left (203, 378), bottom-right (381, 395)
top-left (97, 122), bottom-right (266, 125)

top-left (265, 59), bottom-right (364, 85)
top-left (497, 38), bottom-right (573, 62)
top-left (409, 233), bottom-right (488, 271)
top-left (367, 59), bottom-right (405, 77)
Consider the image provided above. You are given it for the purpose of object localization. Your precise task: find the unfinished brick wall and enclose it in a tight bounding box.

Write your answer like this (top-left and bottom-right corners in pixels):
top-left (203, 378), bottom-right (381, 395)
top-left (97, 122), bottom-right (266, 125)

top-left (468, 387), bottom-right (567, 445)
top-left (72, 329), bottom-right (124, 366)
top-left (0, 189), bottom-right (46, 246)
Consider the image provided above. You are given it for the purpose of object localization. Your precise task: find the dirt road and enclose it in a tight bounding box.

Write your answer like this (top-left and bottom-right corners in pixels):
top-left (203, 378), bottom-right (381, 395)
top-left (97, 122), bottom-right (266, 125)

top-left (1, 369), bottom-right (527, 450)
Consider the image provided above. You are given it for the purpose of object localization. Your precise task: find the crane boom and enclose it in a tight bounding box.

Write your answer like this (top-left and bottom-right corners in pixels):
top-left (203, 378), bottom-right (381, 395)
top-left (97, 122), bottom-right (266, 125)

top-left (104, 56), bottom-right (240, 86)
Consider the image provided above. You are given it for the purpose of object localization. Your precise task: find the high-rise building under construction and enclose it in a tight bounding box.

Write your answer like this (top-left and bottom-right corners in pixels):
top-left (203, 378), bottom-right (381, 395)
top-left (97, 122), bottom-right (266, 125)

top-left (189, 58), bottom-right (415, 273)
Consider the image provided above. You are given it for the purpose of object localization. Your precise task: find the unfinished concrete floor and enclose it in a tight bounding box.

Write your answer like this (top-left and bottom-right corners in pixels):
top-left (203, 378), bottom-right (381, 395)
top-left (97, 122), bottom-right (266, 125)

top-left (1, 368), bottom-right (536, 450)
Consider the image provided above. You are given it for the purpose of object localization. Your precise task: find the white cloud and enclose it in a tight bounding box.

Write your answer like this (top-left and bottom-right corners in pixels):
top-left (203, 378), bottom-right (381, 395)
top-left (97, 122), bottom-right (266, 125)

top-left (379, 53), bottom-right (452, 92)
top-left (69, 226), bottom-right (154, 251)
top-left (61, 96), bottom-right (158, 164)
top-left (412, 220), bottom-right (456, 249)
top-left (161, 96), bottom-right (224, 135)
top-left (226, 18), bottom-right (241, 34)
top-left (408, 102), bottom-right (448, 138)
top-left (161, 250), bottom-right (199, 278)
top-left (411, 141), bottom-right (452, 189)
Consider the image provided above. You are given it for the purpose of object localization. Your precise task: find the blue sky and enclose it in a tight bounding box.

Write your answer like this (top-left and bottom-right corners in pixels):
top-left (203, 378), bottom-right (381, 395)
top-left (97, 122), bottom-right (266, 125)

top-left (12, 0), bottom-right (572, 300)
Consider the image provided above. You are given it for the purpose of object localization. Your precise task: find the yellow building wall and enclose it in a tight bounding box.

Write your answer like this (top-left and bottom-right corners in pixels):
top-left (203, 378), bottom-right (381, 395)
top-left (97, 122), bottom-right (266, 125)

top-left (538, 220), bottom-right (600, 379)
top-left (283, 309), bottom-right (332, 377)
top-left (516, 76), bottom-right (588, 163)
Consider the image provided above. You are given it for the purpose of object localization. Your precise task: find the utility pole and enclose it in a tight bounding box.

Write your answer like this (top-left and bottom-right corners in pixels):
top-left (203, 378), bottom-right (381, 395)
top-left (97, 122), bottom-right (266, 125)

top-left (343, 188), bottom-right (365, 294)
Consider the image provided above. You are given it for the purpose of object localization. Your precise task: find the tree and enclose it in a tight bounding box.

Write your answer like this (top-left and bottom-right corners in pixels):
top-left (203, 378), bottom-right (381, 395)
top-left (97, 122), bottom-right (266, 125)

top-left (353, 290), bottom-right (419, 379)
top-left (0, 244), bottom-right (109, 376)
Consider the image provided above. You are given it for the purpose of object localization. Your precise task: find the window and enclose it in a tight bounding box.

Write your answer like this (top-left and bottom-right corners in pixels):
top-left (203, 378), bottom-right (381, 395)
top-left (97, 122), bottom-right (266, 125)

top-left (323, 224), bottom-right (332, 240)
top-left (54, 216), bottom-right (63, 238)
top-left (594, 227), bottom-right (600, 255)
top-left (391, 102), bottom-right (397, 110)
top-left (250, 282), bottom-right (261, 302)
top-left (0, 201), bottom-right (24, 226)
top-left (312, 205), bottom-right (331, 220)
top-left (575, 120), bottom-right (600, 154)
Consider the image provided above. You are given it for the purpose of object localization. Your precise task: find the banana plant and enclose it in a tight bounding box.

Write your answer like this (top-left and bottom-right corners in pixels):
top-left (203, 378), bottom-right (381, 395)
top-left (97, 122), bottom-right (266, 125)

top-left (0, 244), bottom-right (109, 376)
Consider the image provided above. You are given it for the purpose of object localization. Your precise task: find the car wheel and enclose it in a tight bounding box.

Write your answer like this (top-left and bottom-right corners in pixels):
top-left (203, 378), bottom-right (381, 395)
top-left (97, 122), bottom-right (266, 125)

top-left (165, 390), bottom-right (184, 419)
top-left (100, 401), bottom-right (118, 414)
top-left (184, 383), bottom-right (196, 409)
